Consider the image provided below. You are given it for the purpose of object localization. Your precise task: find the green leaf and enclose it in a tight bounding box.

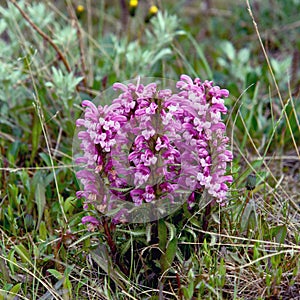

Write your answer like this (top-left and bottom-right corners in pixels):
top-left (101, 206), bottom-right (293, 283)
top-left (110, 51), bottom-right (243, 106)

top-left (211, 212), bottom-right (220, 224)
top-left (120, 239), bottom-right (131, 256)
top-left (109, 186), bottom-right (133, 193)
top-left (62, 276), bottom-right (72, 298)
top-left (151, 48), bottom-right (172, 65)
top-left (8, 283), bottom-right (22, 300)
top-left (63, 196), bottom-right (76, 214)
top-left (182, 281), bottom-right (194, 299)
top-left (39, 221), bottom-right (47, 241)
top-left (158, 219), bottom-right (167, 251)
top-left (30, 111), bottom-right (42, 164)
top-left (47, 269), bottom-right (63, 280)
top-left (186, 32), bottom-right (213, 79)
top-left (238, 48), bottom-right (250, 64)
top-left (91, 246), bottom-right (127, 290)
top-left (160, 238), bottom-right (178, 272)
top-left (0, 258), bottom-right (11, 283)
top-left (222, 41), bottom-right (235, 61)
top-left (236, 160), bottom-right (263, 187)
top-left (39, 153), bottom-right (51, 166)
top-left (7, 141), bottom-right (21, 165)
top-left (146, 223), bottom-right (152, 243)
top-left (15, 244), bottom-right (30, 263)
top-left (247, 210), bottom-right (257, 232)
top-left (274, 225), bottom-right (287, 244)
top-left (117, 229), bottom-right (145, 236)
top-left (240, 199), bottom-right (257, 232)
top-left (8, 250), bottom-right (16, 275)
top-left (165, 221), bottom-right (176, 241)
top-left (35, 182), bottom-right (46, 229)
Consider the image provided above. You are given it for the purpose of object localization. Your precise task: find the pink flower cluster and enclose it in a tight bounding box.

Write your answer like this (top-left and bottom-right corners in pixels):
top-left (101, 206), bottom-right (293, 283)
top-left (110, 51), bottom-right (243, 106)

top-left (75, 75), bottom-right (233, 226)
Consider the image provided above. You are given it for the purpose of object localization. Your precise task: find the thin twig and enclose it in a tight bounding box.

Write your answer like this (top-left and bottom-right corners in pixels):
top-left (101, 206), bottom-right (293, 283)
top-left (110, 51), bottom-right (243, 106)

top-left (246, 0), bottom-right (300, 159)
top-left (87, 0), bottom-right (94, 86)
top-left (9, 0), bottom-right (71, 73)
top-left (66, 0), bottom-right (88, 88)
top-left (120, 0), bottom-right (128, 28)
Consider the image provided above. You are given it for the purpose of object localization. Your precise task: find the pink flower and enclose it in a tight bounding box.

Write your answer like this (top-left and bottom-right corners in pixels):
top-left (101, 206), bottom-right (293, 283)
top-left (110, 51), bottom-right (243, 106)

top-left (140, 149), bottom-right (157, 166)
top-left (75, 75), bottom-right (233, 225)
top-left (143, 185), bottom-right (155, 202)
top-left (81, 216), bottom-right (100, 231)
top-left (82, 215), bottom-right (100, 225)
top-left (134, 165), bottom-right (151, 186)
top-left (130, 189), bottom-right (144, 206)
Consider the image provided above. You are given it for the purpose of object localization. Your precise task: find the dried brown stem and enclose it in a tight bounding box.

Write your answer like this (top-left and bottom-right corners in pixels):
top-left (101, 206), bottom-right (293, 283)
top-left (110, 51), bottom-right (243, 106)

top-left (102, 218), bottom-right (129, 276)
top-left (9, 0), bottom-right (71, 73)
top-left (66, 1), bottom-right (88, 88)
top-left (198, 202), bottom-right (212, 244)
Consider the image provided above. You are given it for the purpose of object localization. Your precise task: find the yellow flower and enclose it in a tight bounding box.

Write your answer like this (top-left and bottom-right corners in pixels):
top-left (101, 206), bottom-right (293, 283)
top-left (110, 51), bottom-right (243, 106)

top-left (129, 0), bottom-right (138, 8)
top-left (149, 5), bottom-right (158, 15)
top-left (145, 5), bottom-right (158, 22)
top-left (76, 4), bottom-right (85, 14)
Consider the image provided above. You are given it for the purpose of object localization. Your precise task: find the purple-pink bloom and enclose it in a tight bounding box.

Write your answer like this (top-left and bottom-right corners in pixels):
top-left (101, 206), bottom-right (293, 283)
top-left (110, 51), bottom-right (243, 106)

top-left (143, 185), bottom-right (155, 202)
top-left (75, 74), bottom-right (233, 225)
top-left (82, 215), bottom-right (100, 225)
top-left (134, 164), bottom-right (151, 186)
top-left (130, 189), bottom-right (144, 206)
top-left (81, 215), bottom-right (100, 231)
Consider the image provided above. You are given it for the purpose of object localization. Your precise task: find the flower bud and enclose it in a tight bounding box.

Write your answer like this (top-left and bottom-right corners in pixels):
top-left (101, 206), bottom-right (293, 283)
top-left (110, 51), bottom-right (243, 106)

top-left (145, 5), bottom-right (158, 23)
top-left (246, 173), bottom-right (256, 191)
top-left (129, 0), bottom-right (138, 16)
top-left (76, 4), bottom-right (85, 18)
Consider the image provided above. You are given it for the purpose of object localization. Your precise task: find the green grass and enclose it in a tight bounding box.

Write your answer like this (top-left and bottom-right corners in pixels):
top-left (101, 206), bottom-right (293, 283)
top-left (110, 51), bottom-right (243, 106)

top-left (0, 0), bottom-right (300, 299)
